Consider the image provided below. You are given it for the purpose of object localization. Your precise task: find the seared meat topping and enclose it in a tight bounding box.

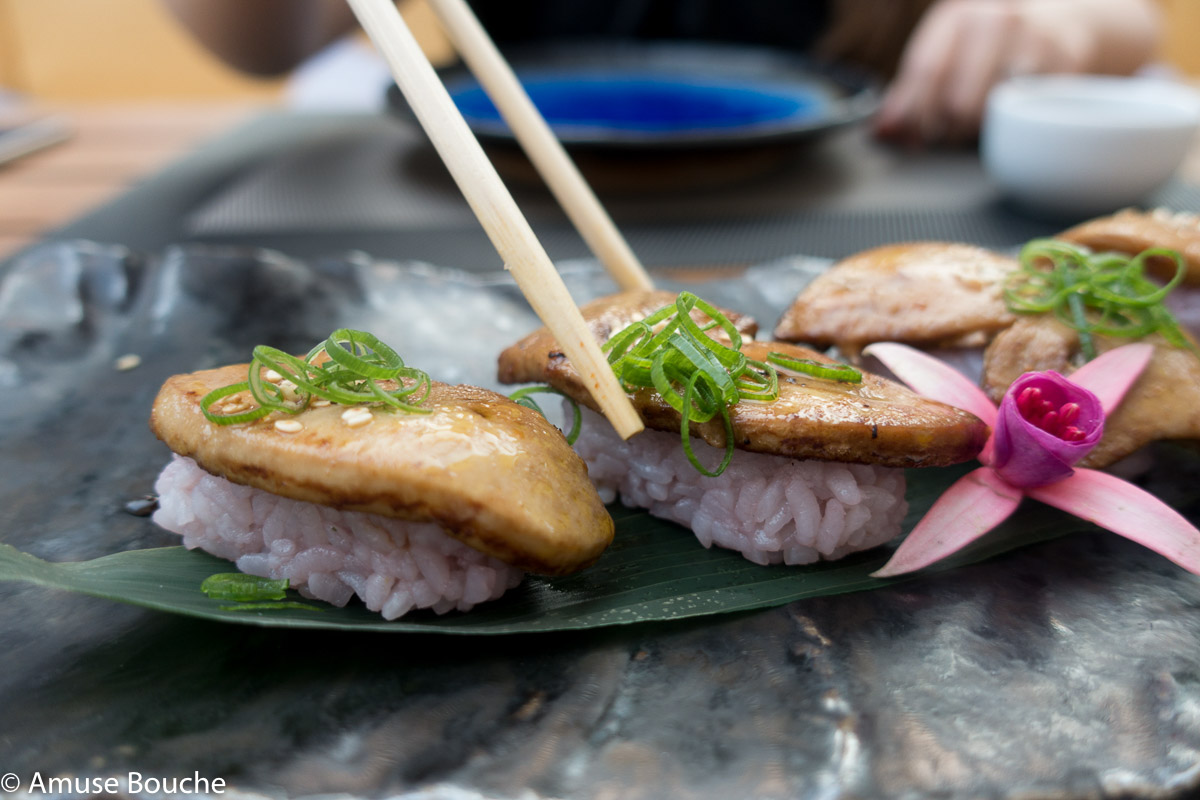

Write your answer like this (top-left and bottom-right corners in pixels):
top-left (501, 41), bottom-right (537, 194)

top-left (152, 365), bottom-right (613, 575)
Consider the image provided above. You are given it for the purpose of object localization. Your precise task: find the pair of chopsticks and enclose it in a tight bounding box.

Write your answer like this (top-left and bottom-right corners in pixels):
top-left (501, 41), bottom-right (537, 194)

top-left (346, 0), bottom-right (650, 439)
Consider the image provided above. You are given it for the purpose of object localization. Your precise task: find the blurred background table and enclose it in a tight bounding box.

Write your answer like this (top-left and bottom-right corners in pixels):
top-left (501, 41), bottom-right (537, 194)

top-left (0, 103), bottom-right (260, 260)
top-left (7, 98), bottom-right (1200, 275)
top-left (3, 0), bottom-right (1200, 268)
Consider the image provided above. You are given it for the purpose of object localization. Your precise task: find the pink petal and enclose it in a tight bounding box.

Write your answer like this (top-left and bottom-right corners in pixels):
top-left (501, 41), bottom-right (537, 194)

top-left (1066, 343), bottom-right (1154, 415)
top-left (871, 467), bottom-right (1022, 577)
top-left (1028, 468), bottom-right (1200, 575)
top-left (863, 342), bottom-right (997, 427)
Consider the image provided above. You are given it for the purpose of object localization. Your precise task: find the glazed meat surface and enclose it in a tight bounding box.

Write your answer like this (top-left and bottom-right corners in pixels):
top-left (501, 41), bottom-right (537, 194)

top-left (500, 309), bottom-right (988, 468)
top-left (501, 290), bottom-right (757, 371)
top-left (498, 288), bottom-right (754, 392)
top-left (1059, 208), bottom-right (1200, 286)
top-left (773, 242), bottom-right (1019, 355)
top-left (982, 316), bottom-right (1200, 468)
top-left (151, 365), bottom-right (613, 575)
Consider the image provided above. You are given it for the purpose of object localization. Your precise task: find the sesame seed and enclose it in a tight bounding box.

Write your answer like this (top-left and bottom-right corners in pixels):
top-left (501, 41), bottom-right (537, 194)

top-left (342, 408), bottom-right (372, 428)
top-left (274, 419), bottom-right (303, 433)
top-left (114, 354), bottom-right (141, 371)
top-left (278, 380), bottom-right (300, 402)
top-left (264, 369), bottom-right (283, 383)
top-left (214, 397), bottom-right (251, 414)
top-left (312, 399), bottom-right (332, 408)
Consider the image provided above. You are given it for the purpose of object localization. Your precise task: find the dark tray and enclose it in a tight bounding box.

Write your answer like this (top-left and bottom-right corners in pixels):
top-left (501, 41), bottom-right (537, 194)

top-left (1, 242), bottom-right (1198, 799)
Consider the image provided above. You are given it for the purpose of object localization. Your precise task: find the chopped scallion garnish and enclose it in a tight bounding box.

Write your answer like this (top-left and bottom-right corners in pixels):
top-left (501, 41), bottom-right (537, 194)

top-left (603, 292), bottom-right (778, 477)
top-left (1005, 240), bottom-right (1197, 362)
top-left (201, 573), bottom-right (289, 602)
top-left (509, 385), bottom-right (582, 444)
top-left (767, 352), bottom-right (863, 383)
top-left (201, 329), bottom-right (432, 425)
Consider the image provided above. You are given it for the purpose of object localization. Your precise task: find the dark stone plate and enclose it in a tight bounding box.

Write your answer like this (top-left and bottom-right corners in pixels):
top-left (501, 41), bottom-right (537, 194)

top-left (1, 242), bottom-right (1198, 799)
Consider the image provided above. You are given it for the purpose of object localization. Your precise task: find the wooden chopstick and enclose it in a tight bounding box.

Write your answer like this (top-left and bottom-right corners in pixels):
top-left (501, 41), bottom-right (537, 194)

top-left (425, 0), bottom-right (655, 293)
top-left (346, 0), bottom-right (644, 440)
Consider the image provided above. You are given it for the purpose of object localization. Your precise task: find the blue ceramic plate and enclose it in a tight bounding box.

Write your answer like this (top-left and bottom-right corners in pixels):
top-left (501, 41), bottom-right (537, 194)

top-left (389, 41), bottom-right (879, 150)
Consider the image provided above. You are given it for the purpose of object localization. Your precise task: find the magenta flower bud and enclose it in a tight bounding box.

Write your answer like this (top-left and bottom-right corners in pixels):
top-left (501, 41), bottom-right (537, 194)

top-left (991, 371), bottom-right (1104, 488)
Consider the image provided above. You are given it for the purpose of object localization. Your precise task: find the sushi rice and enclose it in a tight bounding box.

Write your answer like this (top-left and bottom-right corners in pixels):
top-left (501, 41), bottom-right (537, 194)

top-left (572, 406), bottom-right (908, 565)
top-left (153, 455), bottom-right (524, 619)
top-left (153, 392), bottom-right (911, 618)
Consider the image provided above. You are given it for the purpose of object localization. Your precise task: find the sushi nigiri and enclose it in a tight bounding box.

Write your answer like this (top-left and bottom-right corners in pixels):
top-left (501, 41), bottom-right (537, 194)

top-left (499, 292), bottom-right (988, 566)
top-left (150, 330), bottom-right (613, 619)
top-left (775, 229), bottom-right (1200, 469)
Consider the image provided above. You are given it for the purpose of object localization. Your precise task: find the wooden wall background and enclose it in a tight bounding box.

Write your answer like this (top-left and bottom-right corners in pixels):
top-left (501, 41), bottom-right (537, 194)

top-left (0, 0), bottom-right (1196, 102)
top-left (0, 0), bottom-right (286, 101)
top-left (1160, 0), bottom-right (1200, 76)
top-left (0, 0), bottom-right (452, 102)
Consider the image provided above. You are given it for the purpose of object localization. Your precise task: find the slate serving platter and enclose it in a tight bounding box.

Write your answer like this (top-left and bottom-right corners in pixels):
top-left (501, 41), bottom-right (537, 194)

top-left (1, 241), bottom-right (1199, 799)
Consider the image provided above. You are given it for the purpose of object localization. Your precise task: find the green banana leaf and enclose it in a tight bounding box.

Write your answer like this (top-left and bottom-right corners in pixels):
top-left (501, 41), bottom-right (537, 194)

top-left (0, 464), bottom-right (1093, 634)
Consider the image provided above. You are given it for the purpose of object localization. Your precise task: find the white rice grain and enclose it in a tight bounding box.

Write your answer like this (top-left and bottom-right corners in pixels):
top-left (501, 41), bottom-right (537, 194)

top-left (572, 406), bottom-right (907, 565)
top-left (153, 456), bottom-right (524, 619)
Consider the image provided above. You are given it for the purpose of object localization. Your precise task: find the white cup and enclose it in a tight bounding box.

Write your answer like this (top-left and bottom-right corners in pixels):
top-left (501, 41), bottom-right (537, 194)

top-left (981, 75), bottom-right (1200, 219)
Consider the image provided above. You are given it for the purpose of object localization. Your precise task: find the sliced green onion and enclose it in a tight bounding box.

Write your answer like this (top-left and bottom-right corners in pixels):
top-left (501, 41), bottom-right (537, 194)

top-left (680, 370), bottom-right (736, 477)
top-left (200, 329), bottom-right (433, 425)
top-left (602, 291), bottom-right (780, 477)
top-left (508, 385), bottom-right (583, 445)
top-left (323, 328), bottom-right (405, 378)
top-left (201, 573), bottom-right (289, 602)
top-left (767, 352), bottom-right (863, 383)
top-left (736, 359), bottom-right (780, 400)
top-left (198, 381), bottom-right (272, 425)
top-left (1066, 291), bottom-right (1095, 361)
top-left (1005, 239), bottom-right (1197, 361)
top-left (200, 573), bottom-right (326, 611)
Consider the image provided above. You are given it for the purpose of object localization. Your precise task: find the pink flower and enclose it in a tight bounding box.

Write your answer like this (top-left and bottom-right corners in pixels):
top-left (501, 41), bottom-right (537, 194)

top-left (862, 342), bottom-right (1200, 577)
top-left (992, 370), bottom-right (1104, 488)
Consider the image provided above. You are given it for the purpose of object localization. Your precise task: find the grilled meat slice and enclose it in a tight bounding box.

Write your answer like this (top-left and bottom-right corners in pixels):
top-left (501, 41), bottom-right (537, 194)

top-left (773, 242), bottom-right (1020, 356)
top-left (981, 315), bottom-right (1200, 468)
top-left (151, 365), bottom-right (613, 575)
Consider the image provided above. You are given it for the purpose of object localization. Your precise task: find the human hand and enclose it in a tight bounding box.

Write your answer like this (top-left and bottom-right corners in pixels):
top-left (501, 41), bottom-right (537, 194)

top-left (872, 0), bottom-right (1160, 146)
